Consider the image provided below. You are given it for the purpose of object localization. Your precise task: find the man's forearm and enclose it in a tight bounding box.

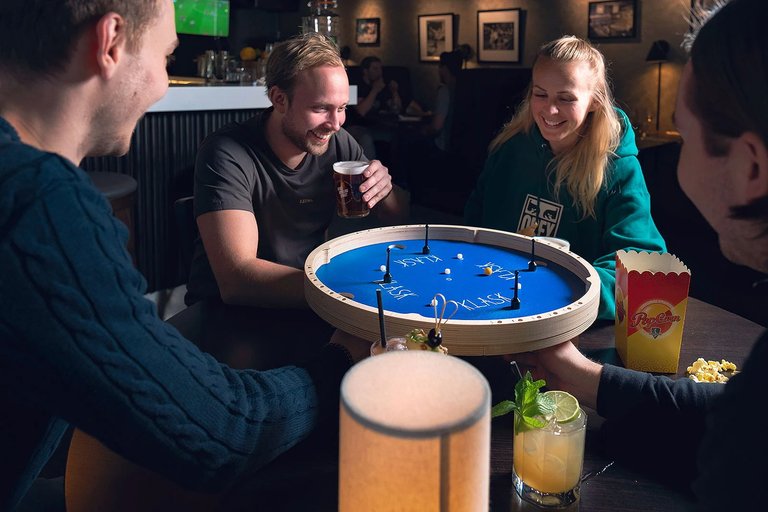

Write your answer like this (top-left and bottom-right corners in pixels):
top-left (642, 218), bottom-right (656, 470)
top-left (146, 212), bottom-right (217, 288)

top-left (218, 260), bottom-right (307, 309)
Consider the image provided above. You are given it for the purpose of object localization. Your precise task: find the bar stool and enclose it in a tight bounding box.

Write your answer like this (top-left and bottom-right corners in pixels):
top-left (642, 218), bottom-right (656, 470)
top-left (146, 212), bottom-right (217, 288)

top-left (88, 171), bottom-right (138, 262)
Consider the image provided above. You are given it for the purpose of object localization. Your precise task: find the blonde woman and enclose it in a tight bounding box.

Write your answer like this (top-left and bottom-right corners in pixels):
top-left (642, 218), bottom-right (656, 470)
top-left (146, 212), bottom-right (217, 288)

top-left (465, 36), bottom-right (666, 320)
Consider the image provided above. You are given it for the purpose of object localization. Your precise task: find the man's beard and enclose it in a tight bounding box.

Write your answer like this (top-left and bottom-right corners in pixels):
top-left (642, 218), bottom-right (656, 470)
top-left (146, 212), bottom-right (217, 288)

top-left (282, 117), bottom-right (331, 156)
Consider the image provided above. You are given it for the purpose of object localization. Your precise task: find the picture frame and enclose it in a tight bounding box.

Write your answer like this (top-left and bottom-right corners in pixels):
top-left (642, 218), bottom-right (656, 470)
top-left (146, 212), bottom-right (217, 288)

top-left (355, 17), bottom-right (380, 46)
top-left (588, 0), bottom-right (638, 41)
top-left (477, 8), bottom-right (522, 63)
top-left (418, 13), bottom-right (454, 62)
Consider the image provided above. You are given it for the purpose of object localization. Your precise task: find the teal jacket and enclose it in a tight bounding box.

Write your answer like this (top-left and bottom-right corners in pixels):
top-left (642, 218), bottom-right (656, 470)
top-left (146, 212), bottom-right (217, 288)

top-left (465, 109), bottom-right (667, 320)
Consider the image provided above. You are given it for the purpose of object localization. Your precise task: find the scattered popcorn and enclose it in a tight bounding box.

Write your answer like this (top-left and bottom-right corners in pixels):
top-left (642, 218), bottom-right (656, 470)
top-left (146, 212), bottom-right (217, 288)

top-left (457, 253), bottom-right (464, 260)
top-left (686, 358), bottom-right (739, 383)
top-left (379, 264), bottom-right (386, 272)
top-left (444, 268), bottom-right (451, 275)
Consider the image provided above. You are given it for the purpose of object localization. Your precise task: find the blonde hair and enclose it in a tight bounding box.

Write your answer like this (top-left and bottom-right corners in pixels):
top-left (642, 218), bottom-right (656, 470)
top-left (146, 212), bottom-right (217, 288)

top-left (266, 32), bottom-right (344, 99)
top-left (489, 36), bottom-right (622, 218)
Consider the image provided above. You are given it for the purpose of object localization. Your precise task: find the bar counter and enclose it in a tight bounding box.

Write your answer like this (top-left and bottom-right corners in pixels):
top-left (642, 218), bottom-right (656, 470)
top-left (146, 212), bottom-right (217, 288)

top-left (149, 84), bottom-right (270, 112)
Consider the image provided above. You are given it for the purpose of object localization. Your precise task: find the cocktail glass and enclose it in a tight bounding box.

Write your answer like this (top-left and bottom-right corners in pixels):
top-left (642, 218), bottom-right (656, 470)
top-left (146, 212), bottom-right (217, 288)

top-left (370, 336), bottom-right (408, 356)
top-left (512, 408), bottom-right (586, 507)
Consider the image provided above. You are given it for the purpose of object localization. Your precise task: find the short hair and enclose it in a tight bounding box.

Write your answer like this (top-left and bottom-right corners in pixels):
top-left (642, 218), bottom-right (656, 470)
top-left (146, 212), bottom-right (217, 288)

top-left (0, 0), bottom-right (159, 80)
top-left (360, 56), bottom-right (382, 71)
top-left (439, 51), bottom-right (463, 77)
top-left (687, 0), bottom-right (767, 155)
top-left (266, 32), bottom-right (344, 99)
top-left (686, 0), bottom-right (768, 227)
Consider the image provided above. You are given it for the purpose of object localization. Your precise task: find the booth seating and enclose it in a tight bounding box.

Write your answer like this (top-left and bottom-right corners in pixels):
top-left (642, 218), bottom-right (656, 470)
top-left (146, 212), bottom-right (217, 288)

top-left (87, 171), bottom-right (138, 262)
top-left (410, 67), bottom-right (532, 216)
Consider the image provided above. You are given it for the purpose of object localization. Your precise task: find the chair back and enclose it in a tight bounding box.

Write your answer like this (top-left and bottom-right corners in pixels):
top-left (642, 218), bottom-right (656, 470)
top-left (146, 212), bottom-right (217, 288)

top-left (65, 429), bottom-right (218, 511)
top-left (173, 196), bottom-right (197, 283)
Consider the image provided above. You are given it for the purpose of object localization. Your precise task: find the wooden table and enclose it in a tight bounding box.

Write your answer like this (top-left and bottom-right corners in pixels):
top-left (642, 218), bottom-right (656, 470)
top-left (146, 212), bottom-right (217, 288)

top-left (65, 297), bottom-right (763, 511)
top-left (485, 297), bottom-right (762, 512)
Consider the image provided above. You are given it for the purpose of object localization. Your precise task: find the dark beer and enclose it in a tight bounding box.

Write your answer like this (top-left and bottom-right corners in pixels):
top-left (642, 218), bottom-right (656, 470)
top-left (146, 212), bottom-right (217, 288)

top-left (333, 161), bottom-right (370, 218)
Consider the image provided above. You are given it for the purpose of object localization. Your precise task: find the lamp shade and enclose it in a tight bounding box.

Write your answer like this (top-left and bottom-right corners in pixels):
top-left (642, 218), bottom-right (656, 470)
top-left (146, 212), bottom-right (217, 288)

top-left (339, 351), bottom-right (490, 512)
top-left (646, 39), bottom-right (670, 62)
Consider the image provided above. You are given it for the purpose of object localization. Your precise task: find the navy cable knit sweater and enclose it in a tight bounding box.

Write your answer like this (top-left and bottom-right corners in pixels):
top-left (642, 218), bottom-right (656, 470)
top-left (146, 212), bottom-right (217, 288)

top-left (0, 117), bottom-right (350, 510)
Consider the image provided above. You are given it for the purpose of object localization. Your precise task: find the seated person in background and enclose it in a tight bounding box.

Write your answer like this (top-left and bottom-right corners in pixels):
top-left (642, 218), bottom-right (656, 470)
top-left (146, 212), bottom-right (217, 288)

top-left (396, 50), bottom-right (462, 194)
top-left (421, 50), bottom-right (462, 153)
top-left (345, 56), bottom-right (403, 159)
top-left (340, 45), bottom-right (357, 67)
top-left (352, 56), bottom-right (402, 121)
top-left (0, 1), bottom-right (367, 509)
top-left (186, 33), bottom-right (406, 313)
top-left (464, 36), bottom-right (666, 320)
top-left (514, 1), bottom-right (768, 506)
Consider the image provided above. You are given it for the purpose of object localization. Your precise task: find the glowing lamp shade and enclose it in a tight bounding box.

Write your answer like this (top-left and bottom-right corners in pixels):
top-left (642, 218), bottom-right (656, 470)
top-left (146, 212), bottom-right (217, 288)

top-left (339, 351), bottom-right (490, 511)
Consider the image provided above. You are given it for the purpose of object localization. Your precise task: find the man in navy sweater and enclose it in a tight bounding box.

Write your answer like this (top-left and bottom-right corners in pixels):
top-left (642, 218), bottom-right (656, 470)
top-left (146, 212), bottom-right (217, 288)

top-left (0, 1), bottom-right (365, 509)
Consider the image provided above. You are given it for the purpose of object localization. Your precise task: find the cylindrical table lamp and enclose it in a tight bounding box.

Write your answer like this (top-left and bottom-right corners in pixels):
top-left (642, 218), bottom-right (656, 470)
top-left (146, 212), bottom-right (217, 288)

top-left (339, 351), bottom-right (490, 511)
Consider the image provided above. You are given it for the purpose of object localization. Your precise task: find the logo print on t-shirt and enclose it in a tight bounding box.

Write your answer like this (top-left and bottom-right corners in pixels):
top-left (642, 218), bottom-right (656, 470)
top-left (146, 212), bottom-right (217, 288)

top-left (517, 194), bottom-right (563, 236)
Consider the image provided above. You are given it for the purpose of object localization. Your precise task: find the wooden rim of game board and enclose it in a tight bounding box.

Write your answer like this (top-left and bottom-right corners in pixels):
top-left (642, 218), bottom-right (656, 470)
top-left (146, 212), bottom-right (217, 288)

top-left (304, 224), bottom-right (600, 355)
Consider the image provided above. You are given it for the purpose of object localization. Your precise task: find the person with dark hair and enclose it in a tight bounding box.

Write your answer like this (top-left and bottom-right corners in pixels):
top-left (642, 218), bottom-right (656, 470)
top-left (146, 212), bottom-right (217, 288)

top-left (340, 45), bottom-right (357, 67)
top-left (355, 56), bottom-right (402, 120)
top-left (0, 2), bottom-right (367, 510)
top-left (430, 50), bottom-right (463, 151)
top-left (400, 50), bottom-right (463, 196)
top-left (344, 55), bottom-right (404, 159)
top-left (511, 0), bottom-right (768, 507)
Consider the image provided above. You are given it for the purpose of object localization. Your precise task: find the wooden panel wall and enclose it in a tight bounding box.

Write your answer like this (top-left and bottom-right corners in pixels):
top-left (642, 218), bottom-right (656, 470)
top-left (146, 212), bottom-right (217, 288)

top-left (82, 109), bottom-right (257, 292)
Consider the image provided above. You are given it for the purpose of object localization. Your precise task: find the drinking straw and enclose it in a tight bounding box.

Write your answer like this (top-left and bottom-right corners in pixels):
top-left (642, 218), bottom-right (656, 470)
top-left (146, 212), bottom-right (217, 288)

top-left (376, 289), bottom-right (387, 348)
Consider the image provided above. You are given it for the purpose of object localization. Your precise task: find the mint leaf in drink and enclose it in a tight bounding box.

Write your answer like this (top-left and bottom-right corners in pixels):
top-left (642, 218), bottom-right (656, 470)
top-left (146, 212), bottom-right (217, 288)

top-left (491, 400), bottom-right (516, 418)
top-left (490, 371), bottom-right (555, 432)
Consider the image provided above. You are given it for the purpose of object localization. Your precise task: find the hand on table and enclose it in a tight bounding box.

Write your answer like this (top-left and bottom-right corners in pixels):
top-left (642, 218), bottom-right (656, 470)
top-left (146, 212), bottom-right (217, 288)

top-left (360, 159), bottom-right (392, 209)
top-left (504, 338), bottom-right (602, 410)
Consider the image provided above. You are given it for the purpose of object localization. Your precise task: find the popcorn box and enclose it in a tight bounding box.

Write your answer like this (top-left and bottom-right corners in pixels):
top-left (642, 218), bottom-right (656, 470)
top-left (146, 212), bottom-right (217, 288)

top-left (614, 250), bottom-right (691, 373)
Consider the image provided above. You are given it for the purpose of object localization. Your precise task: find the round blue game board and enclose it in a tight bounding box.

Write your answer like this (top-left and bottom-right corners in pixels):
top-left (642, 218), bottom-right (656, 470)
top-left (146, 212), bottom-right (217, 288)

top-left (305, 225), bottom-right (600, 355)
top-left (315, 239), bottom-right (583, 320)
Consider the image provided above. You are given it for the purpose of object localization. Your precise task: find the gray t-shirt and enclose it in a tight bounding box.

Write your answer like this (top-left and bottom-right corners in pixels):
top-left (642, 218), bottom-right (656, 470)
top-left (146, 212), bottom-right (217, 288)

top-left (186, 109), bottom-right (365, 305)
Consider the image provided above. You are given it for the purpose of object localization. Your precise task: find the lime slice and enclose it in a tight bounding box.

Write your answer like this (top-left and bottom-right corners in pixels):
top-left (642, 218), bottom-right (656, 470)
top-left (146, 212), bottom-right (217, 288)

top-left (542, 390), bottom-right (580, 423)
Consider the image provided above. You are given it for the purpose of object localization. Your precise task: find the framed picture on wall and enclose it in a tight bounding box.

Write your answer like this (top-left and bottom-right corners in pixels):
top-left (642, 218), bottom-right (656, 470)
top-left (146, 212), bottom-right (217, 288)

top-left (588, 0), bottom-right (638, 40)
top-left (418, 13), bottom-right (454, 62)
top-left (477, 8), bottom-right (522, 63)
top-left (356, 18), bottom-right (380, 46)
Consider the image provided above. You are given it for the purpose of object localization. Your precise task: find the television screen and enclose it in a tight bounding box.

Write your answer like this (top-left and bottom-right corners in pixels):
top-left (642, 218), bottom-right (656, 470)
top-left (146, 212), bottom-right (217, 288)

top-left (174, 0), bottom-right (230, 37)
